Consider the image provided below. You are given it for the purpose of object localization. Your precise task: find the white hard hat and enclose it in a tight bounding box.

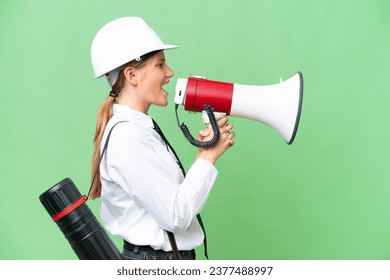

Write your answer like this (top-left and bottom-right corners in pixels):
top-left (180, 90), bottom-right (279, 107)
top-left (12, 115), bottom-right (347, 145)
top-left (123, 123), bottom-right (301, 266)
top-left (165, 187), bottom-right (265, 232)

top-left (91, 17), bottom-right (179, 85)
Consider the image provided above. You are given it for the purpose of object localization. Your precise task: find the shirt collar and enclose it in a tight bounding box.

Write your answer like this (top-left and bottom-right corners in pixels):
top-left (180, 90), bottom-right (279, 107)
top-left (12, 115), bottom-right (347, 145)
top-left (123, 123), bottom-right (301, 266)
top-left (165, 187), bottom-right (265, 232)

top-left (112, 104), bottom-right (154, 128)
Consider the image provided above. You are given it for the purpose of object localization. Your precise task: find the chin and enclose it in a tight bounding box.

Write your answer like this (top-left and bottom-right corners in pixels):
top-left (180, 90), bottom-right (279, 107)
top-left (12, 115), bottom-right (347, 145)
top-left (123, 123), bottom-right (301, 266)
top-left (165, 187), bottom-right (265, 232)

top-left (155, 99), bottom-right (168, 107)
top-left (160, 91), bottom-right (169, 106)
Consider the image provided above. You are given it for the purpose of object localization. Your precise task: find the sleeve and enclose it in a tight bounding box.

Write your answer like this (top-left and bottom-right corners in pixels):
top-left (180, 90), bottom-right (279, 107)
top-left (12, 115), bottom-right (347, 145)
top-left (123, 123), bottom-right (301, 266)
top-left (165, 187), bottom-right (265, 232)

top-left (104, 122), bottom-right (218, 233)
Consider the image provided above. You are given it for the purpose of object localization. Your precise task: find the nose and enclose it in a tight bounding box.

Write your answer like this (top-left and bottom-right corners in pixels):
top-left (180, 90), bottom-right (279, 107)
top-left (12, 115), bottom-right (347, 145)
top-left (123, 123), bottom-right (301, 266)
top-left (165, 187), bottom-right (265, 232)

top-left (166, 65), bottom-right (174, 78)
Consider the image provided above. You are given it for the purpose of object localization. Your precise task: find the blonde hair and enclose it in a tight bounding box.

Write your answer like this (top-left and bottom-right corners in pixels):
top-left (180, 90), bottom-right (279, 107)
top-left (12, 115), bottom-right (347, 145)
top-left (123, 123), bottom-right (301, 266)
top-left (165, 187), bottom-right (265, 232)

top-left (89, 51), bottom-right (159, 199)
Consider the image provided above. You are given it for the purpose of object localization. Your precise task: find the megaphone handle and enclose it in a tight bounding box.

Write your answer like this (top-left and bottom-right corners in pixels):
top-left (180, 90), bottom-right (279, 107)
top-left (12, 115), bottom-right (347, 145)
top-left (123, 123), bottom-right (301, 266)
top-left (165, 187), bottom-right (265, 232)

top-left (176, 105), bottom-right (220, 148)
top-left (202, 111), bottom-right (226, 124)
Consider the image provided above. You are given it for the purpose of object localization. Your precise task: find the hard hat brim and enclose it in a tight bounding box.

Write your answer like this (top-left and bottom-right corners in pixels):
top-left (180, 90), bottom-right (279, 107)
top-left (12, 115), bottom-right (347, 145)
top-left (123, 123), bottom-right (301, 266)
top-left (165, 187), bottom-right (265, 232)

top-left (93, 44), bottom-right (180, 79)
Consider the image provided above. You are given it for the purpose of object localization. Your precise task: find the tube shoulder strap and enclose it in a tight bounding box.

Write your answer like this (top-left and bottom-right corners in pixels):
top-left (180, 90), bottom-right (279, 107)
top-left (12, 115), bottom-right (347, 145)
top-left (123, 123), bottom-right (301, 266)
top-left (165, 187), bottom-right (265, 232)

top-left (88, 121), bottom-right (129, 199)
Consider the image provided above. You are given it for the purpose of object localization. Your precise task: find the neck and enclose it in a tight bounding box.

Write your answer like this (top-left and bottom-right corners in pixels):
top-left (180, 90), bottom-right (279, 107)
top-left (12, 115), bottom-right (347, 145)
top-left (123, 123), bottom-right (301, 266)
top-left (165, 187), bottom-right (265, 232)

top-left (117, 91), bottom-right (150, 114)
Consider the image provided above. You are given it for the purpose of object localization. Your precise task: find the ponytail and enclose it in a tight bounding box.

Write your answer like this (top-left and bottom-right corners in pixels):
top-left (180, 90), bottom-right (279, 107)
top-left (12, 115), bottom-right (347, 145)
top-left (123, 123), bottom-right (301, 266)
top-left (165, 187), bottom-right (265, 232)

top-left (89, 97), bottom-right (116, 199)
top-left (89, 69), bottom-right (127, 199)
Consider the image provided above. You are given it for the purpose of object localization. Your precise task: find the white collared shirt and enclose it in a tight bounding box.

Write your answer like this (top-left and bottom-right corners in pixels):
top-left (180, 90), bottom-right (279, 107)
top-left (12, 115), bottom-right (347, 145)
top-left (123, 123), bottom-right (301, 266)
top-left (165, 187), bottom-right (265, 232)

top-left (99, 104), bottom-right (218, 251)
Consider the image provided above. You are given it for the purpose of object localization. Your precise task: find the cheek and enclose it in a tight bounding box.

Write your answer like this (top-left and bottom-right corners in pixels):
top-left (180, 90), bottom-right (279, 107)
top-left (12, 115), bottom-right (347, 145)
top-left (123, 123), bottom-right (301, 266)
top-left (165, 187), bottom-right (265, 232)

top-left (150, 75), bottom-right (165, 91)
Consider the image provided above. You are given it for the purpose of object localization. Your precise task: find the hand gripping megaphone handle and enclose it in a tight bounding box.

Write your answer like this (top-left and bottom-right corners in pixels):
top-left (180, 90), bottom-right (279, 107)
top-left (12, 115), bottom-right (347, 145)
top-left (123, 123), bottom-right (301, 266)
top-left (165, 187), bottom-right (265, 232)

top-left (175, 104), bottom-right (220, 148)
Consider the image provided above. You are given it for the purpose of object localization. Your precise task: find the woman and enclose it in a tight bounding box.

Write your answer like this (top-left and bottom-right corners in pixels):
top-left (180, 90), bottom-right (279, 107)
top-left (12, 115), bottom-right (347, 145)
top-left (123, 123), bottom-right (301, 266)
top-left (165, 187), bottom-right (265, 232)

top-left (89, 17), bottom-right (235, 260)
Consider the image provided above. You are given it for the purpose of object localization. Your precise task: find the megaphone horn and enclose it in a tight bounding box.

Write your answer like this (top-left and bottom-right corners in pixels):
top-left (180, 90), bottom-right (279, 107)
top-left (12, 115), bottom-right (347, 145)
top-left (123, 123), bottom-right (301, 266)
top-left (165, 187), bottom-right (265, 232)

top-left (174, 72), bottom-right (303, 145)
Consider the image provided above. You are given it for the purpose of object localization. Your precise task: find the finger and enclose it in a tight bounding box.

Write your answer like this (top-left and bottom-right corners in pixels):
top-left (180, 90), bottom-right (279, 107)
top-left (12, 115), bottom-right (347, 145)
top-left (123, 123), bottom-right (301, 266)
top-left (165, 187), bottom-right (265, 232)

top-left (216, 117), bottom-right (229, 128)
top-left (227, 131), bottom-right (235, 140)
top-left (225, 123), bottom-right (233, 132)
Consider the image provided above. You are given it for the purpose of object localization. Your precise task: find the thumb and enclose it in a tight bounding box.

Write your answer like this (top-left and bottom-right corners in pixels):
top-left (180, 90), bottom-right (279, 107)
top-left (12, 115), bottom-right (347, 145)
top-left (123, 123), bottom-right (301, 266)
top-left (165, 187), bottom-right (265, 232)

top-left (198, 128), bottom-right (210, 140)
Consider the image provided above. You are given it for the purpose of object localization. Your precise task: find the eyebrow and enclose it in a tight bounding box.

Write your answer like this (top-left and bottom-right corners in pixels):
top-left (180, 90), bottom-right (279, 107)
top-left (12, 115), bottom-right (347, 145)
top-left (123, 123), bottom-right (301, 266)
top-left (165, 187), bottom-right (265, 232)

top-left (155, 57), bottom-right (166, 63)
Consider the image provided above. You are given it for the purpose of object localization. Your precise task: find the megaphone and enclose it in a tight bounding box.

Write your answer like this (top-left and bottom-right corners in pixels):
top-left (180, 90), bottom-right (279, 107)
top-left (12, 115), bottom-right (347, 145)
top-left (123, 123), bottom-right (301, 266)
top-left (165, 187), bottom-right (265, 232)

top-left (174, 72), bottom-right (303, 146)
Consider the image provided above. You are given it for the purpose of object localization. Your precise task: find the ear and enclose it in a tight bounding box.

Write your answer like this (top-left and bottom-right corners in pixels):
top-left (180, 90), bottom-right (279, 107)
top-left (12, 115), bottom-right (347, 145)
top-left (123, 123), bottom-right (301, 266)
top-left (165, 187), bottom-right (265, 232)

top-left (123, 66), bottom-right (138, 86)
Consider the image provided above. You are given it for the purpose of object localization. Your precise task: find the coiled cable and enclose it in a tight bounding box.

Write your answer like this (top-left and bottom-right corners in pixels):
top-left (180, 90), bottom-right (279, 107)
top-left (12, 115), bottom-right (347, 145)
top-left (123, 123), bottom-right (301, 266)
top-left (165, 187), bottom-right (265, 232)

top-left (175, 104), bottom-right (220, 148)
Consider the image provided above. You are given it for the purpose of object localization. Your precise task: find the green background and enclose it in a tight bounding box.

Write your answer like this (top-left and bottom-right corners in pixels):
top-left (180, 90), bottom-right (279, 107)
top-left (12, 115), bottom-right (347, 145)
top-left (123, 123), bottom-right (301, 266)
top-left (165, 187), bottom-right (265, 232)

top-left (1, 0), bottom-right (389, 260)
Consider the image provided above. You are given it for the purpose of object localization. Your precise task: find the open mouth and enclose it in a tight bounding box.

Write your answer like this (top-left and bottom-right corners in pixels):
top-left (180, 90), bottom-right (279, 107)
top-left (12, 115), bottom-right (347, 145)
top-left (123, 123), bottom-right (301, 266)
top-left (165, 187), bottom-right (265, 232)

top-left (162, 80), bottom-right (170, 93)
